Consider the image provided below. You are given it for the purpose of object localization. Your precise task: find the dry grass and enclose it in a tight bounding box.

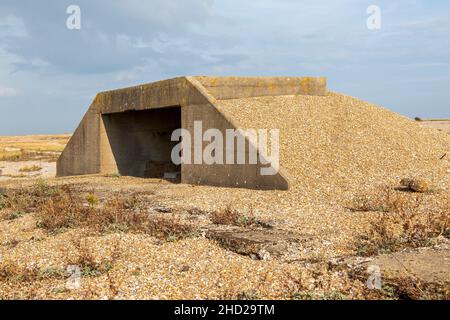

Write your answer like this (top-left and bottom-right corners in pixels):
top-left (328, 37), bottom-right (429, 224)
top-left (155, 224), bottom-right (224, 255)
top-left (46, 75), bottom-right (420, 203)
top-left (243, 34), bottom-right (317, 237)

top-left (211, 206), bottom-right (252, 226)
top-left (0, 181), bottom-right (62, 221)
top-left (19, 165), bottom-right (42, 173)
top-left (345, 266), bottom-right (450, 300)
top-left (33, 185), bottom-right (198, 241)
top-left (353, 186), bottom-right (449, 256)
top-left (279, 266), bottom-right (365, 300)
top-left (0, 135), bottom-right (69, 151)
top-left (0, 173), bottom-right (28, 178)
top-left (103, 172), bottom-right (122, 178)
top-left (0, 135), bottom-right (68, 162)
top-left (0, 260), bottom-right (65, 284)
top-left (36, 186), bottom-right (90, 232)
top-left (0, 150), bottom-right (23, 161)
top-left (350, 186), bottom-right (410, 213)
top-left (0, 236), bottom-right (122, 296)
top-left (378, 277), bottom-right (450, 300)
top-left (0, 150), bottom-right (59, 162)
top-left (210, 206), bottom-right (272, 229)
top-left (0, 142), bottom-right (65, 152)
top-left (63, 237), bottom-right (120, 277)
top-left (0, 261), bottom-right (41, 283)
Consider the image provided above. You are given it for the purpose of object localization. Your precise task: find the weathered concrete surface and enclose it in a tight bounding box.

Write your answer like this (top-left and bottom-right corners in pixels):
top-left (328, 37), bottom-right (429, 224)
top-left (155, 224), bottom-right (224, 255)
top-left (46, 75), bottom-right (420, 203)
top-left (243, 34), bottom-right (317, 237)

top-left (196, 76), bottom-right (327, 100)
top-left (57, 76), bottom-right (327, 190)
top-left (366, 246), bottom-right (450, 284)
top-left (181, 103), bottom-right (290, 189)
top-left (57, 106), bottom-right (101, 176)
top-left (331, 243), bottom-right (450, 285)
top-left (94, 77), bottom-right (209, 114)
top-left (206, 226), bottom-right (312, 260)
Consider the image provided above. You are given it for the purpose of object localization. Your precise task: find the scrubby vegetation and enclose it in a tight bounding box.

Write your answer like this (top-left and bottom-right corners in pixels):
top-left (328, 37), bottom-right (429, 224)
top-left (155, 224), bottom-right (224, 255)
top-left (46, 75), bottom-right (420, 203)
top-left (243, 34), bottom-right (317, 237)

top-left (19, 165), bottom-right (42, 173)
top-left (211, 206), bottom-right (255, 227)
top-left (0, 180), bottom-right (61, 219)
top-left (352, 186), bottom-right (449, 256)
top-left (35, 184), bottom-right (197, 241)
top-left (210, 206), bottom-right (273, 229)
top-left (0, 178), bottom-right (448, 300)
top-left (0, 135), bottom-right (68, 162)
top-left (0, 181), bottom-right (198, 241)
top-left (103, 172), bottom-right (122, 178)
top-left (0, 150), bottom-right (59, 162)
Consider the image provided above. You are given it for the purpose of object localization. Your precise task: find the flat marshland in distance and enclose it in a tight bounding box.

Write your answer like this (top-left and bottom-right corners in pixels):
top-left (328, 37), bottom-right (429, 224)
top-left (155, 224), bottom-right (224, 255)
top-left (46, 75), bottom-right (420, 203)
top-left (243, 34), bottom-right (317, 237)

top-left (0, 134), bottom-right (70, 180)
top-left (0, 95), bottom-right (449, 299)
top-left (418, 119), bottom-right (450, 134)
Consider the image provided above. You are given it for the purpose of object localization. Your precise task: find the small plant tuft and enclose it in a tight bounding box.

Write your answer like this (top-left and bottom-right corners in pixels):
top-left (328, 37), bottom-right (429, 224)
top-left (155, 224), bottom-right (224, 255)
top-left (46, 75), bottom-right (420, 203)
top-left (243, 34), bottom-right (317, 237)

top-left (19, 165), bottom-right (42, 173)
top-left (104, 172), bottom-right (121, 178)
top-left (85, 193), bottom-right (99, 208)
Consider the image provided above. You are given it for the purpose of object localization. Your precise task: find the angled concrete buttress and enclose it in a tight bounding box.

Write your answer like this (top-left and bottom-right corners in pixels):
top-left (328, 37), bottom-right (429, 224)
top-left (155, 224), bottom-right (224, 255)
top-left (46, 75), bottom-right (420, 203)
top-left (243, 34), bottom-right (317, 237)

top-left (57, 76), bottom-right (327, 190)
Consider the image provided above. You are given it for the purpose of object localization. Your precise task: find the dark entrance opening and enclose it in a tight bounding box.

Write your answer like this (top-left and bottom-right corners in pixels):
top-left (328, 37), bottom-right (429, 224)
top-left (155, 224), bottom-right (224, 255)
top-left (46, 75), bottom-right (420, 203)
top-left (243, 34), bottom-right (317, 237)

top-left (102, 106), bottom-right (181, 179)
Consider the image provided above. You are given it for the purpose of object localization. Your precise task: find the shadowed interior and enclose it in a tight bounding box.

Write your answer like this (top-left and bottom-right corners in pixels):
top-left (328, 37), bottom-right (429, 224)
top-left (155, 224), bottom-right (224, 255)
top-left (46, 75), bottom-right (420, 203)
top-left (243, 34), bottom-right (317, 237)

top-left (102, 107), bottom-right (181, 178)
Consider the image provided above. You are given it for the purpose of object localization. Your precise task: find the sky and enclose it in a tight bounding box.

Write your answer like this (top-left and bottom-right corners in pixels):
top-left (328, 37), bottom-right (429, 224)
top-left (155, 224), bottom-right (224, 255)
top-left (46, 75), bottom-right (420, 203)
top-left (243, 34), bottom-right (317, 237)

top-left (0, 0), bottom-right (449, 135)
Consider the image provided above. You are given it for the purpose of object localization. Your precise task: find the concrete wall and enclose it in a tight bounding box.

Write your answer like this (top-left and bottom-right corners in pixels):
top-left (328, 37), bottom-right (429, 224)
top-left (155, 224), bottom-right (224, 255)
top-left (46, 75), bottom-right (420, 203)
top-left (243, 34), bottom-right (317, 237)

top-left (196, 76), bottom-right (327, 100)
top-left (181, 103), bottom-right (289, 190)
top-left (56, 104), bottom-right (101, 176)
top-left (94, 77), bottom-right (209, 114)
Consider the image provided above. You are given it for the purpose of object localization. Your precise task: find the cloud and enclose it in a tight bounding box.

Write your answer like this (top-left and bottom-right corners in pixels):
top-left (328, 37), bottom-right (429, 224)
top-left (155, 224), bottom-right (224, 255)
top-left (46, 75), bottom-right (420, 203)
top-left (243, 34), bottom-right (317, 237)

top-left (0, 0), bottom-right (449, 134)
top-left (0, 14), bottom-right (27, 38)
top-left (0, 0), bottom-right (227, 75)
top-left (0, 86), bottom-right (18, 96)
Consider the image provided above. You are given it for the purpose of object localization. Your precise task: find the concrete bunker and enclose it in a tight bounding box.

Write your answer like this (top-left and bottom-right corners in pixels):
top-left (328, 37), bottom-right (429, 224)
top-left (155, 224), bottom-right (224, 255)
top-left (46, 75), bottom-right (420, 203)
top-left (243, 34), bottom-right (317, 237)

top-left (101, 106), bottom-right (181, 179)
top-left (57, 76), bottom-right (328, 190)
